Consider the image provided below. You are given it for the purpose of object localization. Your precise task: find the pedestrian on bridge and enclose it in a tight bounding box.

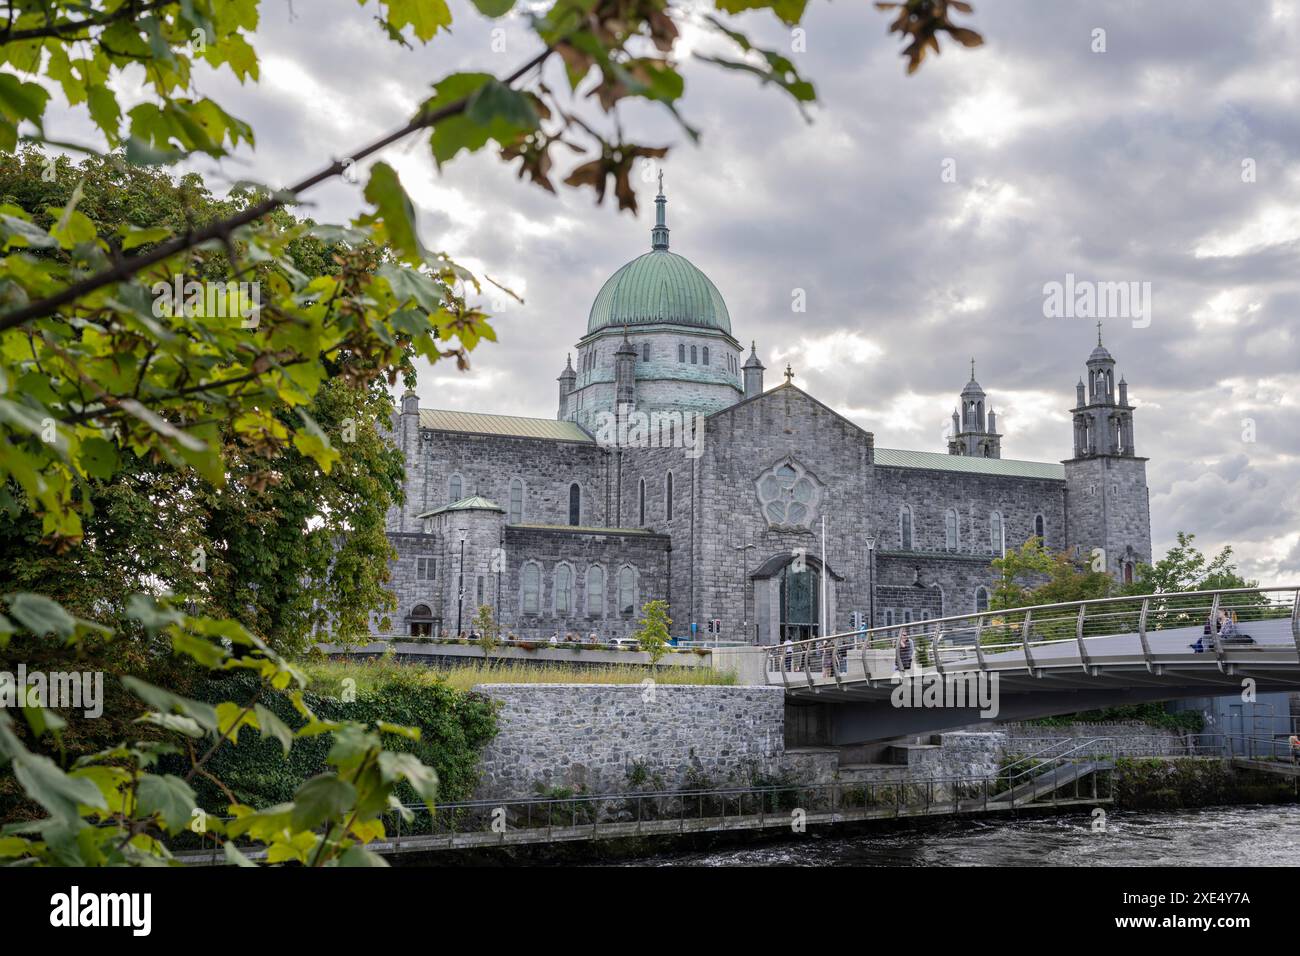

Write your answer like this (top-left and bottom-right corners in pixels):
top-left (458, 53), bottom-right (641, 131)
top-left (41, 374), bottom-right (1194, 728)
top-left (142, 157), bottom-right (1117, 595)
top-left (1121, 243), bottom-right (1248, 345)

top-left (896, 629), bottom-right (913, 674)
top-left (1290, 732), bottom-right (1300, 766)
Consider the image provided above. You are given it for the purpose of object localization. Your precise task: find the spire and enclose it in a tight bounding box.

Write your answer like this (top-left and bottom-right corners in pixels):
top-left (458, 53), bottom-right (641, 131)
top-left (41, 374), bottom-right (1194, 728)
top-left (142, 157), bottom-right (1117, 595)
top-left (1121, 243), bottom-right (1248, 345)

top-left (970, 357), bottom-right (976, 381)
top-left (651, 171), bottom-right (670, 251)
top-left (1097, 320), bottom-right (1103, 346)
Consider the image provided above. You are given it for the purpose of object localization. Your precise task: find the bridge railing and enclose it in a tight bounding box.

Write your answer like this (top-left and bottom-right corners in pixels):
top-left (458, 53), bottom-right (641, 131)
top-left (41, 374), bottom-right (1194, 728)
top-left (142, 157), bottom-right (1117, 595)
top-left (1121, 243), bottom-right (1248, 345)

top-left (765, 585), bottom-right (1300, 682)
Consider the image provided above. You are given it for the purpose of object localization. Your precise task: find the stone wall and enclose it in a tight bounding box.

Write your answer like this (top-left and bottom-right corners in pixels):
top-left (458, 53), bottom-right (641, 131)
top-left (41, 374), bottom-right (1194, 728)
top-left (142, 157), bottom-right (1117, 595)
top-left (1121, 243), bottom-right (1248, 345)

top-left (1001, 720), bottom-right (1186, 756)
top-left (472, 684), bottom-right (785, 799)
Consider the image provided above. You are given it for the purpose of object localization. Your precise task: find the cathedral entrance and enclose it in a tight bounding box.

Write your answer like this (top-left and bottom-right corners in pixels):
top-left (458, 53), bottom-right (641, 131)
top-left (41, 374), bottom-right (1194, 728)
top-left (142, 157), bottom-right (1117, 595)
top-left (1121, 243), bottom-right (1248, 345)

top-left (778, 563), bottom-right (820, 641)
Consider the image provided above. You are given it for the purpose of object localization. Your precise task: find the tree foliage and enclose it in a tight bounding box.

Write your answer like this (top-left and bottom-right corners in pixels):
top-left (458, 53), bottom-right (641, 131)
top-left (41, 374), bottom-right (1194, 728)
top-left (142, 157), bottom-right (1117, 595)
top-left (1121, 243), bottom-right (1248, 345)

top-left (0, 0), bottom-right (982, 866)
top-left (989, 538), bottom-right (1113, 612)
top-left (635, 599), bottom-right (671, 665)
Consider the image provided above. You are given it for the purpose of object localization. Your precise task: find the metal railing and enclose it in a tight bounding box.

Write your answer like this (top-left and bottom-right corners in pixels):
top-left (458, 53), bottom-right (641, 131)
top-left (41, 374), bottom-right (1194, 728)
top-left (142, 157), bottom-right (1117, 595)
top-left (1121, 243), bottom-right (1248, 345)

top-left (766, 585), bottom-right (1300, 684)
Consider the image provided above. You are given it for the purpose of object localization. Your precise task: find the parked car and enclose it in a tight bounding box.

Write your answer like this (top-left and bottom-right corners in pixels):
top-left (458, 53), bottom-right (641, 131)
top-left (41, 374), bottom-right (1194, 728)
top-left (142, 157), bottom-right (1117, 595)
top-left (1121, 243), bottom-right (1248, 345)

top-left (607, 638), bottom-right (639, 650)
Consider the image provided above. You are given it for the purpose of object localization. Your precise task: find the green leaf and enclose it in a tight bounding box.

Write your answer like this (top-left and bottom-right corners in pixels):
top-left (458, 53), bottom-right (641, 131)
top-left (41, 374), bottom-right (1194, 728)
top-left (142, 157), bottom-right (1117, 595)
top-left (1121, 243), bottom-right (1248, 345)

top-left (289, 774), bottom-right (357, 831)
top-left (377, 263), bottom-right (443, 312)
top-left (136, 775), bottom-right (199, 834)
top-left (7, 593), bottom-right (76, 639)
top-left (338, 844), bottom-right (390, 866)
top-left (0, 73), bottom-right (49, 128)
top-left (222, 841), bottom-right (257, 866)
top-left (385, 0), bottom-right (453, 42)
top-left (469, 0), bottom-right (514, 15)
top-left (13, 751), bottom-right (106, 823)
top-left (426, 75), bottom-right (539, 167)
top-left (121, 676), bottom-right (219, 734)
top-left (362, 162), bottom-right (426, 265)
top-left (254, 704), bottom-right (294, 757)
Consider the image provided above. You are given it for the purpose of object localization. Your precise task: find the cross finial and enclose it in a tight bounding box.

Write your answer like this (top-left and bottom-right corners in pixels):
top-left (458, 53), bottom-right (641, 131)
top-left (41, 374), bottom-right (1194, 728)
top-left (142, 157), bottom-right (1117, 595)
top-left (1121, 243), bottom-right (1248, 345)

top-left (1097, 320), bottom-right (1103, 346)
top-left (784, 364), bottom-right (794, 384)
top-left (657, 169), bottom-right (664, 196)
top-left (970, 357), bottom-right (975, 381)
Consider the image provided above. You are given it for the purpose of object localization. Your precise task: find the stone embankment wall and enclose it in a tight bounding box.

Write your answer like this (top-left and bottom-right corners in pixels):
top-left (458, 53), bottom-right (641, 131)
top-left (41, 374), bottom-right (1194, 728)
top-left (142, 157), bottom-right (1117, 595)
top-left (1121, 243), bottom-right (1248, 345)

top-left (472, 684), bottom-right (785, 799)
top-left (1001, 721), bottom-right (1188, 757)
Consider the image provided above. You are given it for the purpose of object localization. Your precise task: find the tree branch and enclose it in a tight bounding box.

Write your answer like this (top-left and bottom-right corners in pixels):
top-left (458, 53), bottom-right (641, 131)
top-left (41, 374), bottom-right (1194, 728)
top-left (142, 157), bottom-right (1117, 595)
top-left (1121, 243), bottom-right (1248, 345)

top-left (0, 0), bottom-right (178, 44)
top-left (0, 47), bottom-right (553, 333)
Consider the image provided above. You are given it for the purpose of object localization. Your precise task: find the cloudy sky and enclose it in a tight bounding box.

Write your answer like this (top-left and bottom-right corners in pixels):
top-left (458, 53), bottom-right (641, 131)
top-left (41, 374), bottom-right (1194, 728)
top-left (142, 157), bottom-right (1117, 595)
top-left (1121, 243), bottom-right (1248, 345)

top-left (46, 0), bottom-right (1300, 585)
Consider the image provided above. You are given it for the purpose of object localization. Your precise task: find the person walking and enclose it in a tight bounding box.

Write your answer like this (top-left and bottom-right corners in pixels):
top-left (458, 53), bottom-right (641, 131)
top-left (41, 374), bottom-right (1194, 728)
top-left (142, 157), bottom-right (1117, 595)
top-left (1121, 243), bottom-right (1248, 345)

top-left (896, 628), bottom-right (914, 674)
top-left (1289, 730), bottom-right (1300, 767)
top-left (783, 637), bottom-right (794, 672)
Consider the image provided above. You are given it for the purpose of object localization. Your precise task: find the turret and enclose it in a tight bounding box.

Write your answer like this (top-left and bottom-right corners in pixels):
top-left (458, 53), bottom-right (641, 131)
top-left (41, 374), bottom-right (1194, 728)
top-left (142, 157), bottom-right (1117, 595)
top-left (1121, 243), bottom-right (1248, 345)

top-left (742, 342), bottom-right (765, 399)
top-left (615, 332), bottom-right (637, 410)
top-left (948, 359), bottom-right (1001, 458)
top-left (557, 353), bottom-right (576, 419)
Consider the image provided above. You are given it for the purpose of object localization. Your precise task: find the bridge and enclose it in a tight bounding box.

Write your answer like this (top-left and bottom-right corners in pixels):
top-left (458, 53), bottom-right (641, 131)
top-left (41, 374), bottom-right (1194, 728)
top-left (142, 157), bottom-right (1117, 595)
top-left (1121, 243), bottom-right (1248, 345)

top-left (764, 586), bottom-right (1300, 743)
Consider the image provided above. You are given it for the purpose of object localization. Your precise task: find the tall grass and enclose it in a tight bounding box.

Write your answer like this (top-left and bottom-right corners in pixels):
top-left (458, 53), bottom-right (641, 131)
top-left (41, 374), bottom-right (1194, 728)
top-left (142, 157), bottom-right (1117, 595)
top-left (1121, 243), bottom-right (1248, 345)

top-left (301, 656), bottom-right (738, 695)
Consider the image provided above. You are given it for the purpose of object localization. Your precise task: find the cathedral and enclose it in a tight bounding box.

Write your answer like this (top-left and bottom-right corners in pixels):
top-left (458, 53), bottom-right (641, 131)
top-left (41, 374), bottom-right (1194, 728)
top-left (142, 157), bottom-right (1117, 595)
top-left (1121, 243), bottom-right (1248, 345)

top-left (376, 185), bottom-right (1152, 644)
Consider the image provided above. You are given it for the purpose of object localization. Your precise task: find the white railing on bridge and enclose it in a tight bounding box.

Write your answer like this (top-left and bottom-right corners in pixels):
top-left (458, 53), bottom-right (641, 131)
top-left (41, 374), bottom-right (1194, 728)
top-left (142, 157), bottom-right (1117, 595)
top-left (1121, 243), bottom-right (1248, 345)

top-left (766, 585), bottom-right (1300, 687)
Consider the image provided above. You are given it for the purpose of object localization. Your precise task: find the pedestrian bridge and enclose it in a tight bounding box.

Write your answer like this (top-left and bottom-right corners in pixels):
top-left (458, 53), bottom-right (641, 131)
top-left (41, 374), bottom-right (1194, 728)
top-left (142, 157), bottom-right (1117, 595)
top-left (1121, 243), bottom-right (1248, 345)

top-left (765, 587), bottom-right (1300, 743)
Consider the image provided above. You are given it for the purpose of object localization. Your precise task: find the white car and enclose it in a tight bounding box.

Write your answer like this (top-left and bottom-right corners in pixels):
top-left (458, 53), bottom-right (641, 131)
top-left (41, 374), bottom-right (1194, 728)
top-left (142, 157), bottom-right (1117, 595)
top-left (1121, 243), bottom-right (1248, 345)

top-left (607, 638), bottom-right (640, 650)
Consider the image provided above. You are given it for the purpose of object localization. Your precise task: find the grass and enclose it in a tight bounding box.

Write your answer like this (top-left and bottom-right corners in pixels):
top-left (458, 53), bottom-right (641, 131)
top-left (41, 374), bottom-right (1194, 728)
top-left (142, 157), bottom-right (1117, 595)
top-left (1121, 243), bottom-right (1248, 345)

top-left (300, 655), bottom-right (739, 695)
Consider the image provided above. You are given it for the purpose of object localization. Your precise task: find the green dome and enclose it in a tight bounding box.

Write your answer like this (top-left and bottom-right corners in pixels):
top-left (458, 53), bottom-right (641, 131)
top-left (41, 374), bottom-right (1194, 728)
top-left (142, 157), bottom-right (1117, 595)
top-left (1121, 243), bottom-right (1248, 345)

top-left (587, 250), bottom-right (732, 335)
top-left (586, 181), bottom-right (731, 336)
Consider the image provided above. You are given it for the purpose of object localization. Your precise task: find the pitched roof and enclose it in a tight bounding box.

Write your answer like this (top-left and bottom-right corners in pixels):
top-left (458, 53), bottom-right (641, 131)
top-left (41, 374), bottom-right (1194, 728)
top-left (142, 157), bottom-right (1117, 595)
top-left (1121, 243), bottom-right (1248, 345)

top-left (418, 408), bottom-right (592, 443)
top-left (416, 495), bottom-right (505, 519)
top-left (874, 447), bottom-right (1064, 480)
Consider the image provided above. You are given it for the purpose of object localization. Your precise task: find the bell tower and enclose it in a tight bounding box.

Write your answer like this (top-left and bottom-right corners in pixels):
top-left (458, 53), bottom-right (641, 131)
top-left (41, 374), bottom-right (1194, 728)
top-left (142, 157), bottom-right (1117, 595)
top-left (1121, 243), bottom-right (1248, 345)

top-left (947, 359), bottom-right (1002, 458)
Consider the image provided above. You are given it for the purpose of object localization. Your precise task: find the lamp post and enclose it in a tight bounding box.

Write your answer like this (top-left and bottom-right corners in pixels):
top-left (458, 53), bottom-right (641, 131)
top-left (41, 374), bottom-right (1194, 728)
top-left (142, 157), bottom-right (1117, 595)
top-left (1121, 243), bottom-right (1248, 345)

top-left (733, 540), bottom-right (757, 644)
top-left (865, 533), bottom-right (877, 629)
top-left (456, 528), bottom-right (467, 637)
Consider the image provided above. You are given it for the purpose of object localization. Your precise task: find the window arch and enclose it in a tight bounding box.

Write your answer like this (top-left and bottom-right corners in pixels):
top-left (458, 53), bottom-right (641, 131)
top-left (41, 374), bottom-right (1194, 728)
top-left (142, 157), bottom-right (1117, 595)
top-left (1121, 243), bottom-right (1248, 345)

top-left (568, 483), bottom-right (581, 526)
top-left (678, 344), bottom-right (685, 362)
top-left (409, 604), bottom-right (434, 637)
top-left (665, 472), bottom-right (674, 521)
top-left (448, 473), bottom-right (463, 502)
top-left (975, 586), bottom-right (989, 614)
top-left (899, 505), bottom-right (914, 550)
top-left (702, 346), bottom-right (710, 365)
top-left (690, 345), bottom-right (698, 364)
top-left (944, 508), bottom-right (959, 550)
top-left (585, 565), bottom-right (605, 618)
top-left (508, 478), bottom-right (524, 524)
top-left (553, 563), bottom-right (574, 615)
top-left (989, 511), bottom-right (1004, 557)
top-left (638, 478), bottom-right (646, 525)
top-left (521, 562), bottom-right (541, 614)
top-left (1034, 513), bottom-right (1046, 543)
top-left (641, 342), bottom-right (650, 362)
top-left (618, 566), bottom-right (637, 616)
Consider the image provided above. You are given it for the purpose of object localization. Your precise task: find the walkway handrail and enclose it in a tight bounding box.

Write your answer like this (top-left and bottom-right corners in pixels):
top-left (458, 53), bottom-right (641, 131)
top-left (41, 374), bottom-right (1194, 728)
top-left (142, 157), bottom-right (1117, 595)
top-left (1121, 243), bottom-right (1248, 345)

top-left (765, 584), bottom-right (1300, 664)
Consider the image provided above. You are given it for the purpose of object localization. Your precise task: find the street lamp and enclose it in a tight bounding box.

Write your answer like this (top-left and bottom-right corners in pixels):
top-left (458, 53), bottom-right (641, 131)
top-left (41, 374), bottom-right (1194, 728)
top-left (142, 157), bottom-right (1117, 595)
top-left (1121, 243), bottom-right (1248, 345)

top-left (733, 540), bottom-right (757, 644)
top-left (865, 533), bottom-right (877, 629)
top-left (456, 528), bottom-right (467, 637)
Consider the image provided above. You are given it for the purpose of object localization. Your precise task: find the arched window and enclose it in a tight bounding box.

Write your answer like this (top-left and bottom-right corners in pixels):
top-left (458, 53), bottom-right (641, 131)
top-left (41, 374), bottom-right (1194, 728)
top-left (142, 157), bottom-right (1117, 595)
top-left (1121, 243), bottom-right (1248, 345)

top-left (641, 342), bottom-right (650, 362)
top-left (702, 346), bottom-right (709, 365)
top-left (1034, 513), bottom-right (1045, 543)
top-left (665, 472), bottom-right (674, 521)
top-left (678, 344), bottom-right (685, 362)
top-left (618, 566), bottom-right (637, 615)
top-left (690, 345), bottom-right (698, 364)
top-left (899, 505), bottom-right (913, 550)
top-left (1123, 561), bottom-right (1135, 585)
top-left (475, 576), bottom-right (485, 607)
top-left (638, 478), bottom-right (646, 525)
top-left (586, 566), bottom-right (605, 618)
top-left (554, 564), bottom-right (573, 615)
top-left (448, 474), bottom-right (462, 502)
top-left (508, 478), bottom-right (524, 524)
top-left (568, 483), bottom-right (581, 526)
top-left (989, 511), bottom-right (1004, 557)
top-left (521, 563), bottom-right (541, 614)
top-left (944, 509), bottom-right (959, 550)
top-left (975, 587), bottom-right (989, 614)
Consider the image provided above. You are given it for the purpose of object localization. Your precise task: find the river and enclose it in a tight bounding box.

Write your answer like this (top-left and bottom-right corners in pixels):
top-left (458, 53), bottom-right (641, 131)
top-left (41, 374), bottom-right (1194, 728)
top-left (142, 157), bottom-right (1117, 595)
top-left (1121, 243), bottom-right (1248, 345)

top-left (636, 804), bottom-right (1300, 866)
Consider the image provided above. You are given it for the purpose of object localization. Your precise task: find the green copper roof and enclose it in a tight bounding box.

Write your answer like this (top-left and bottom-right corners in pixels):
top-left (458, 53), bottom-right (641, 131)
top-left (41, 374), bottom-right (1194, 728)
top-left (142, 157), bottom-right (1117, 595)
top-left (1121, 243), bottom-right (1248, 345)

top-left (417, 495), bottom-right (505, 518)
top-left (586, 186), bottom-right (732, 336)
top-left (874, 448), bottom-right (1064, 480)
top-left (418, 408), bottom-right (592, 443)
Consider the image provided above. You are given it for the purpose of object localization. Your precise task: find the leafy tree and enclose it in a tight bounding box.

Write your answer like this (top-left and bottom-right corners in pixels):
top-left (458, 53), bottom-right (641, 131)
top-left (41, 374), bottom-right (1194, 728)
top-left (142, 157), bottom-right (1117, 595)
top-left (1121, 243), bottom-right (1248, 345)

top-left (635, 599), bottom-right (672, 666)
top-left (0, 0), bottom-right (983, 867)
top-left (989, 539), bottom-right (1113, 612)
top-left (1122, 531), bottom-right (1256, 595)
top-left (472, 603), bottom-right (499, 656)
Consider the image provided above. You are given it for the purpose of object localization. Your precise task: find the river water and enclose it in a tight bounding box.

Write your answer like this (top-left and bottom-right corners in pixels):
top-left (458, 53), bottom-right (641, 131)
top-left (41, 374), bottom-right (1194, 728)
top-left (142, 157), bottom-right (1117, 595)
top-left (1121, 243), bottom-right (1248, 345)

top-left (637, 804), bottom-right (1300, 866)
